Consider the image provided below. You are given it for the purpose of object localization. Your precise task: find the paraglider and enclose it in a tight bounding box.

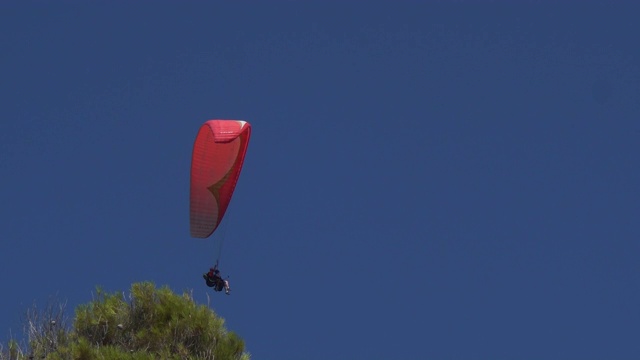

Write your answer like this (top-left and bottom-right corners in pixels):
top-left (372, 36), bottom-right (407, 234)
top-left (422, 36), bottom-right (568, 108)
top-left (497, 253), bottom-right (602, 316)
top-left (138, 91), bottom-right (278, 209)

top-left (190, 120), bottom-right (251, 294)
top-left (203, 262), bottom-right (231, 295)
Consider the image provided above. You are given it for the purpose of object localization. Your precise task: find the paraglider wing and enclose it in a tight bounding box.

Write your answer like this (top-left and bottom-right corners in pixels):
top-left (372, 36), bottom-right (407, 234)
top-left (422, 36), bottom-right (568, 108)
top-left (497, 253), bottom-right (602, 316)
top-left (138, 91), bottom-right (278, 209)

top-left (190, 120), bottom-right (251, 238)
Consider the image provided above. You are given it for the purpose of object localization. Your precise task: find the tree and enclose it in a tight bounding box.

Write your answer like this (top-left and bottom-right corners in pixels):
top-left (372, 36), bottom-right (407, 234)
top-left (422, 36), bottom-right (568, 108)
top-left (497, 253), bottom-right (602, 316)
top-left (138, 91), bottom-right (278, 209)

top-left (1, 282), bottom-right (249, 360)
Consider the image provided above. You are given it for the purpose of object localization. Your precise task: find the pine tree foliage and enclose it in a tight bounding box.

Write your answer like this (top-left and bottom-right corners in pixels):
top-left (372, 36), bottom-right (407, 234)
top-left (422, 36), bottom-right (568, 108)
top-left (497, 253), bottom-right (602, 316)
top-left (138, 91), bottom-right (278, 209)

top-left (1, 282), bottom-right (249, 360)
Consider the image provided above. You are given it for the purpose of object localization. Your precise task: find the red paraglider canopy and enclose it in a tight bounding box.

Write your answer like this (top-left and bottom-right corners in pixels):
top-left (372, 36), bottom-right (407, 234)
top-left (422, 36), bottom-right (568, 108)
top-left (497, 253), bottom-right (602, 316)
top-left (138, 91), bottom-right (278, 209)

top-left (190, 120), bottom-right (251, 238)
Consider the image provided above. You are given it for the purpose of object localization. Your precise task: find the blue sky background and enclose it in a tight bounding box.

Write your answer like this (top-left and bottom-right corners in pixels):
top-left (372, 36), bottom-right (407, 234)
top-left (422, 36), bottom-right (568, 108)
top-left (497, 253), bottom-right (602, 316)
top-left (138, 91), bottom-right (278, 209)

top-left (1, 2), bottom-right (639, 359)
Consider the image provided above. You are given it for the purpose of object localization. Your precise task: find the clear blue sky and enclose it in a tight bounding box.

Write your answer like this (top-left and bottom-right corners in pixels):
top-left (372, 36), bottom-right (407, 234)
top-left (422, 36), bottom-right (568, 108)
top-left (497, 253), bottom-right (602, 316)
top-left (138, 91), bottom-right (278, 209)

top-left (2, 2), bottom-right (639, 359)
